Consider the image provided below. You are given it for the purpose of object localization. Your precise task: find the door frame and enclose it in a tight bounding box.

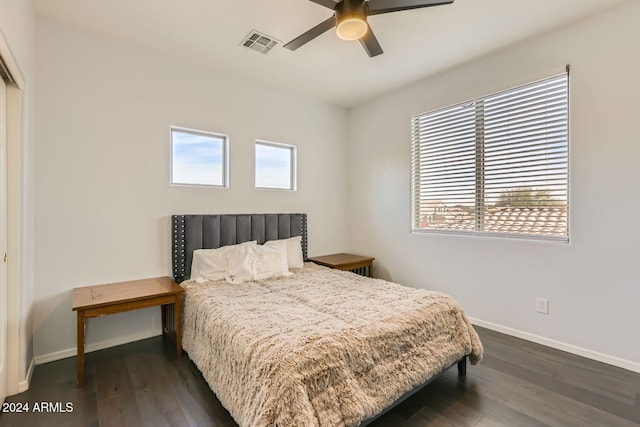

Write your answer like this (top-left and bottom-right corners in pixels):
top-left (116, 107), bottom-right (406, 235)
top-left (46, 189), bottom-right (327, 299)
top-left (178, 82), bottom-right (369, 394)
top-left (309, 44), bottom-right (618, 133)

top-left (0, 29), bottom-right (26, 397)
top-left (0, 69), bottom-right (6, 404)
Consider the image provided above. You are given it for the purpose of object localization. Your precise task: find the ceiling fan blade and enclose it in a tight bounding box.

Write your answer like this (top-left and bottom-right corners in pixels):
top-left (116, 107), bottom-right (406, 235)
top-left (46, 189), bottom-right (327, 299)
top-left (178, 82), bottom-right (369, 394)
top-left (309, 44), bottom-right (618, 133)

top-left (309, 0), bottom-right (340, 10)
top-left (367, 0), bottom-right (453, 16)
top-left (359, 26), bottom-right (383, 57)
top-left (283, 16), bottom-right (336, 51)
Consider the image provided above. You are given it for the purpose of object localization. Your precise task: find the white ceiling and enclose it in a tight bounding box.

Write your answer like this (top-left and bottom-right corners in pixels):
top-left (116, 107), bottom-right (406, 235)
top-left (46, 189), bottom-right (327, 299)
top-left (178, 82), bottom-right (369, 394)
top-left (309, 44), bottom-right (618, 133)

top-left (34, 0), bottom-right (629, 107)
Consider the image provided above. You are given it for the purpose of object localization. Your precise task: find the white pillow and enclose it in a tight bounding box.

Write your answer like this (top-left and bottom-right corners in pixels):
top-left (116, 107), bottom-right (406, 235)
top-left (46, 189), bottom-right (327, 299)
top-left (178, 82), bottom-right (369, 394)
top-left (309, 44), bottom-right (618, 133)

top-left (225, 244), bottom-right (291, 284)
top-left (264, 235), bottom-right (304, 269)
top-left (262, 241), bottom-right (290, 278)
top-left (191, 241), bottom-right (257, 282)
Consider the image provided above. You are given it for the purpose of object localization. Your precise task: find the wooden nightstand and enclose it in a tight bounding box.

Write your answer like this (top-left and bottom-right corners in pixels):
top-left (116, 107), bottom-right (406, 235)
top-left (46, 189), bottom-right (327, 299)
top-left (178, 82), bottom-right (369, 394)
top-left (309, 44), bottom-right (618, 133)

top-left (72, 276), bottom-right (184, 386)
top-left (308, 253), bottom-right (375, 277)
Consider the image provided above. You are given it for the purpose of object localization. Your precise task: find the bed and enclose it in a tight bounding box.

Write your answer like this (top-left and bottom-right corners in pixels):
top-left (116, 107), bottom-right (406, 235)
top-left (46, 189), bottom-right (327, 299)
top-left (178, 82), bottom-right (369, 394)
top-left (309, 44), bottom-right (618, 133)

top-left (171, 213), bottom-right (483, 427)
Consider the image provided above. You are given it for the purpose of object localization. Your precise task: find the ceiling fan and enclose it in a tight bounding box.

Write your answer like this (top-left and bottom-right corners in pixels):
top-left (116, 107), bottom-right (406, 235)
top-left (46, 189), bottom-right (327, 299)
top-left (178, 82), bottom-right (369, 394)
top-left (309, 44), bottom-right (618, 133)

top-left (283, 0), bottom-right (454, 58)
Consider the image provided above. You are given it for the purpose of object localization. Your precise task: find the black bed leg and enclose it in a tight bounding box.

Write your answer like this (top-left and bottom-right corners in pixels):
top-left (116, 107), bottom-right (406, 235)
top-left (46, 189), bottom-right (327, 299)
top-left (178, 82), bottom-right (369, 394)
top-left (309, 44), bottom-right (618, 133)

top-left (457, 356), bottom-right (467, 376)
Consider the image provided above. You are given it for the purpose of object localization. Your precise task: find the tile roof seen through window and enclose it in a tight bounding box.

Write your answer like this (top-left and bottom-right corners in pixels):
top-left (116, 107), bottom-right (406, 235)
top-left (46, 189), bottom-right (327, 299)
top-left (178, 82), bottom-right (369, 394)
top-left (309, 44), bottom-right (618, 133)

top-left (421, 206), bottom-right (567, 236)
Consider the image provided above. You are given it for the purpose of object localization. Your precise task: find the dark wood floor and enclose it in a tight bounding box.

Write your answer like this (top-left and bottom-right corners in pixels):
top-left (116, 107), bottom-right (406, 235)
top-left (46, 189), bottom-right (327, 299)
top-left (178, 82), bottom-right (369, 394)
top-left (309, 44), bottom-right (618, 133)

top-left (1, 327), bottom-right (639, 427)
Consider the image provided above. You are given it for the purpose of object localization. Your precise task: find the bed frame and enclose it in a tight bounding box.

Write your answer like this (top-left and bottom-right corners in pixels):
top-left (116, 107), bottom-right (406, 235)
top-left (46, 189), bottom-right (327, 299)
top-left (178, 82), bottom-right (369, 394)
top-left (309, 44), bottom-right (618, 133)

top-left (170, 213), bottom-right (467, 426)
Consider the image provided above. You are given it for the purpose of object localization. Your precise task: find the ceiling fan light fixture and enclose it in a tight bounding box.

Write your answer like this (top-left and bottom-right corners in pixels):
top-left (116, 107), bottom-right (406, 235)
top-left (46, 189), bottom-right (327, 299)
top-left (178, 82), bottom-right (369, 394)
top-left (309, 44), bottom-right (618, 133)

top-left (335, 0), bottom-right (369, 41)
top-left (336, 17), bottom-right (368, 40)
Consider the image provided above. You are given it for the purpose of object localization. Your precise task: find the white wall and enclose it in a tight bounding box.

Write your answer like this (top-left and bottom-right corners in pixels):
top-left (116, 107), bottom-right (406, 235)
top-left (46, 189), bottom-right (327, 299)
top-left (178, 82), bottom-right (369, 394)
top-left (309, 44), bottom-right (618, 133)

top-left (0, 0), bottom-right (36, 392)
top-left (33, 18), bottom-right (349, 360)
top-left (348, 2), bottom-right (640, 368)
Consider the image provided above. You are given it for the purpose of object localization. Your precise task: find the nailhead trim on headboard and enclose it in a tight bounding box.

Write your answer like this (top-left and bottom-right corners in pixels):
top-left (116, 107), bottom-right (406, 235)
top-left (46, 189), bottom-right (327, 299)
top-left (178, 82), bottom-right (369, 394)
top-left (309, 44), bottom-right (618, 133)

top-left (171, 213), bottom-right (308, 283)
top-left (172, 215), bottom-right (186, 283)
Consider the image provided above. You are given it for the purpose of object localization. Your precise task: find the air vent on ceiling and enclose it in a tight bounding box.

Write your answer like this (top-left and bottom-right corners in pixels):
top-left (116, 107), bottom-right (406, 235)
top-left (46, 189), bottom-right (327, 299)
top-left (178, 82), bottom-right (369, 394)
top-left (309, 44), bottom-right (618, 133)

top-left (240, 30), bottom-right (280, 54)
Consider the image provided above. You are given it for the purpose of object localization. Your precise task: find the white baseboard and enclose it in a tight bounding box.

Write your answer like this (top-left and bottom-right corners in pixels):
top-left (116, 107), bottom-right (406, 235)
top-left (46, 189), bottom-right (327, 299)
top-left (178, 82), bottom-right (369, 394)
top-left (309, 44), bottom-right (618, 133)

top-left (16, 358), bottom-right (35, 393)
top-left (469, 317), bottom-right (640, 374)
top-left (34, 329), bottom-right (162, 365)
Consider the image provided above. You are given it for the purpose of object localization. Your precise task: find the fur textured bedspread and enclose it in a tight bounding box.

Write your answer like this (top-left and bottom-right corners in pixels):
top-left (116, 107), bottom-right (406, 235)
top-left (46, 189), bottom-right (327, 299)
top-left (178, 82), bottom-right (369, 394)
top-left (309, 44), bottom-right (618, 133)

top-left (181, 263), bottom-right (483, 427)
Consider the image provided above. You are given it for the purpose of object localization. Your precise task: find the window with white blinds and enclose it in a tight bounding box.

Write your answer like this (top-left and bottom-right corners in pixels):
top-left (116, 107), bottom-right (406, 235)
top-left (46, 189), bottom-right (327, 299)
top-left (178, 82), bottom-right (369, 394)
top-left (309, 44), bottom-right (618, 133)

top-left (411, 72), bottom-right (569, 240)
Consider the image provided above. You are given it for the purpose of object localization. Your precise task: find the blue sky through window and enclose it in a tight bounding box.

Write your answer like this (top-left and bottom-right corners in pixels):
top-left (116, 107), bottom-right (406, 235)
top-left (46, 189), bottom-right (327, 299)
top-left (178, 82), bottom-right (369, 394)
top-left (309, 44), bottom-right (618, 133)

top-left (255, 142), bottom-right (294, 190)
top-left (171, 130), bottom-right (225, 186)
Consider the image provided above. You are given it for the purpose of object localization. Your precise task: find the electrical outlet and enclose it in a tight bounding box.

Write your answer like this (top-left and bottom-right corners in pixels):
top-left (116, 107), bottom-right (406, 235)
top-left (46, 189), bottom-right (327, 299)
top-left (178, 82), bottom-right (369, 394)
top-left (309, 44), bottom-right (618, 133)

top-left (536, 298), bottom-right (549, 314)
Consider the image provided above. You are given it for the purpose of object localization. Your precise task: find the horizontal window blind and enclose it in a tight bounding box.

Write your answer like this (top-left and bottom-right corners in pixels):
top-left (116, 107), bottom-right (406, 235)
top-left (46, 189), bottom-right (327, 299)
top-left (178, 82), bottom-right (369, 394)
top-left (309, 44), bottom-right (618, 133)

top-left (411, 72), bottom-right (569, 240)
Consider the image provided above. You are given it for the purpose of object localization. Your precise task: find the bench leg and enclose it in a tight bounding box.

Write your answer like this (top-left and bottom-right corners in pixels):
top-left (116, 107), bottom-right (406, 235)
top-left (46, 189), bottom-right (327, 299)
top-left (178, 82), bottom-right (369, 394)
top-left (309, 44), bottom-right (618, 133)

top-left (77, 311), bottom-right (86, 386)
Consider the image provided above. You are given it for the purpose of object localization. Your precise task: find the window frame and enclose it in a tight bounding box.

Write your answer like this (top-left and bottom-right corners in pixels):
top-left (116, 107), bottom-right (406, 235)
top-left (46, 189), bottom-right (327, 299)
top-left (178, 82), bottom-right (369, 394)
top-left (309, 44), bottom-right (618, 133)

top-left (254, 140), bottom-right (297, 191)
top-left (410, 72), bottom-right (570, 242)
top-left (170, 126), bottom-right (229, 188)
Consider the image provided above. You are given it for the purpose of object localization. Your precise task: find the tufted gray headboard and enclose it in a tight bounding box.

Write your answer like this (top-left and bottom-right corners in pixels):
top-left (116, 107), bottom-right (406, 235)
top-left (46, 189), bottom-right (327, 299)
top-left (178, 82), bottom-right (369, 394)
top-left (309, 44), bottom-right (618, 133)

top-left (171, 213), bottom-right (308, 283)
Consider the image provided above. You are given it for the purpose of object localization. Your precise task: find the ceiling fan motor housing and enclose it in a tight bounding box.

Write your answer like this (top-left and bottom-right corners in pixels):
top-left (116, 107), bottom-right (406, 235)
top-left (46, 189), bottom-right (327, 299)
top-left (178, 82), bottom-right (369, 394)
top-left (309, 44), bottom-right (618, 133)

top-left (336, 0), bottom-right (368, 23)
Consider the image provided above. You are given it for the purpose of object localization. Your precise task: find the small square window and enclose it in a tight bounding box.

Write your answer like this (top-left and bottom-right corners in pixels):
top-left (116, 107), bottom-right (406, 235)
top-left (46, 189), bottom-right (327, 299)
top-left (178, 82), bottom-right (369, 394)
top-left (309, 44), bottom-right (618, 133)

top-left (255, 141), bottom-right (297, 191)
top-left (171, 127), bottom-right (228, 187)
